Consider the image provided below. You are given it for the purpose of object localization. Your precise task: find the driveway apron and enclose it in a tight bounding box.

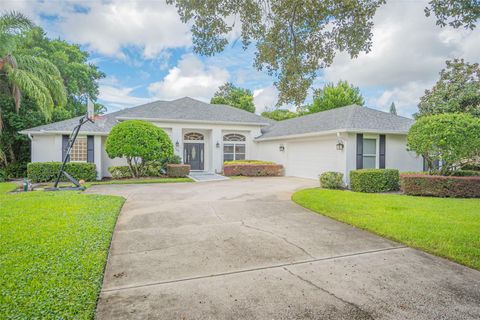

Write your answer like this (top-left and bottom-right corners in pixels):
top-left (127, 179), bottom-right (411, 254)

top-left (88, 177), bottom-right (480, 320)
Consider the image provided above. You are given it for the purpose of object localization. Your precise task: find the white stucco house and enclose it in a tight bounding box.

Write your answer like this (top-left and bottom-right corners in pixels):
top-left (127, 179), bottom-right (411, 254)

top-left (20, 97), bottom-right (423, 181)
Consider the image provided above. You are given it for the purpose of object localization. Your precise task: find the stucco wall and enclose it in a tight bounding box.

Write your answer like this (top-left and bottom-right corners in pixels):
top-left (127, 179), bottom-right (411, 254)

top-left (31, 135), bottom-right (62, 162)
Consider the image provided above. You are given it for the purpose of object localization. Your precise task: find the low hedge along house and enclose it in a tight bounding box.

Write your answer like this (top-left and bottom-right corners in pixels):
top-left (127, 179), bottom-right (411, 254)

top-left (21, 97), bottom-right (423, 181)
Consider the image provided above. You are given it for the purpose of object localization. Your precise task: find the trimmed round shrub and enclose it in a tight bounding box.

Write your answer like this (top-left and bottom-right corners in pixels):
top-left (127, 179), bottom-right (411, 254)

top-left (350, 169), bottom-right (400, 193)
top-left (401, 174), bottom-right (480, 198)
top-left (319, 172), bottom-right (344, 189)
top-left (407, 113), bottom-right (480, 174)
top-left (105, 120), bottom-right (173, 178)
top-left (27, 162), bottom-right (97, 183)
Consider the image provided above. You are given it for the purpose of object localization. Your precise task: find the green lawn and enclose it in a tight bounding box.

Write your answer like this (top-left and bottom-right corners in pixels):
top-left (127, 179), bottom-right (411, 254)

top-left (292, 189), bottom-right (480, 270)
top-left (0, 189), bottom-right (125, 319)
top-left (0, 182), bottom-right (17, 194)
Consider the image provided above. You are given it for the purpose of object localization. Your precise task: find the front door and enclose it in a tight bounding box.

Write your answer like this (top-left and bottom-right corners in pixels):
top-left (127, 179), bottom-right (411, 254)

top-left (184, 143), bottom-right (204, 170)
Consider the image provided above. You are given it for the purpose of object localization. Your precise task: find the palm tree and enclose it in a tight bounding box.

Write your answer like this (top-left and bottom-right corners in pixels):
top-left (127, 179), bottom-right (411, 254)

top-left (0, 11), bottom-right (67, 133)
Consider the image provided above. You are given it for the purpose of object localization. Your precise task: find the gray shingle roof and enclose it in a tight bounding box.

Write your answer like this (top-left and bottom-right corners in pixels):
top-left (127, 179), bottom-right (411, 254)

top-left (20, 97), bottom-right (272, 134)
top-left (257, 105), bottom-right (414, 140)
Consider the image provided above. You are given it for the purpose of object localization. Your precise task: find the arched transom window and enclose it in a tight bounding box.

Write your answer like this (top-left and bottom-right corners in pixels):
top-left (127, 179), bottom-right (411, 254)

top-left (223, 133), bottom-right (246, 142)
top-left (184, 132), bottom-right (204, 141)
top-left (223, 134), bottom-right (246, 161)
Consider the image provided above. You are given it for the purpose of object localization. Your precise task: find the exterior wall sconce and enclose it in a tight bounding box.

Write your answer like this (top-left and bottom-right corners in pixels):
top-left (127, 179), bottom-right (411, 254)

top-left (336, 140), bottom-right (344, 151)
top-left (216, 141), bottom-right (220, 148)
top-left (175, 141), bottom-right (180, 148)
top-left (279, 144), bottom-right (285, 152)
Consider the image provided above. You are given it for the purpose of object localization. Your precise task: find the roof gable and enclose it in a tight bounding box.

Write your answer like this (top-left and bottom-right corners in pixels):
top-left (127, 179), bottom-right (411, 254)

top-left (257, 105), bottom-right (415, 140)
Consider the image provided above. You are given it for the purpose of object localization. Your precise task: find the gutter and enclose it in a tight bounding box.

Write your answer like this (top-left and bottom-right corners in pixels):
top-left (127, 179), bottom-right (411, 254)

top-left (254, 129), bottom-right (409, 142)
top-left (19, 130), bottom-right (108, 136)
top-left (115, 116), bottom-right (271, 127)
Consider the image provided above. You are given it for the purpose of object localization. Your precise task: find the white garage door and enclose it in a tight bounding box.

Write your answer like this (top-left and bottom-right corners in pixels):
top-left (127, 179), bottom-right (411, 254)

top-left (286, 138), bottom-right (343, 179)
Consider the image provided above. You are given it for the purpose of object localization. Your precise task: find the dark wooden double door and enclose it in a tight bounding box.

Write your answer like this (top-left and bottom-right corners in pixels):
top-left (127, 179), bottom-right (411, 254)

top-left (184, 143), bottom-right (204, 170)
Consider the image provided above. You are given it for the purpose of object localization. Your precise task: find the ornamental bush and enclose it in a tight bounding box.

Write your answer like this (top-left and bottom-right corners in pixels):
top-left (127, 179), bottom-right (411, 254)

top-left (223, 163), bottom-right (283, 176)
top-left (401, 174), bottom-right (480, 198)
top-left (167, 164), bottom-right (190, 177)
top-left (108, 166), bottom-right (133, 179)
top-left (27, 162), bottom-right (97, 183)
top-left (105, 120), bottom-right (173, 178)
top-left (350, 169), bottom-right (400, 193)
top-left (407, 113), bottom-right (480, 175)
top-left (0, 168), bottom-right (5, 182)
top-left (319, 172), bottom-right (345, 189)
top-left (224, 160), bottom-right (275, 165)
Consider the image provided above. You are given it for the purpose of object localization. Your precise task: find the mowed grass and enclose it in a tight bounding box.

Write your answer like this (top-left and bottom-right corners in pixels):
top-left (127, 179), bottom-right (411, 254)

top-left (0, 182), bottom-right (17, 194)
top-left (0, 189), bottom-right (125, 319)
top-left (292, 189), bottom-right (480, 270)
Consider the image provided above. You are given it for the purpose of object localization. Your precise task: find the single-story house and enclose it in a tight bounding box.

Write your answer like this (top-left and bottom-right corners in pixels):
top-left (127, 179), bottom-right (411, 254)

top-left (20, 97), bottom-right (423, 181)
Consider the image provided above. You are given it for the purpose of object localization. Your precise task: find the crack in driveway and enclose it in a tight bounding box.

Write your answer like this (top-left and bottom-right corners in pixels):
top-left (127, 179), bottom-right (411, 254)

top-left (240, 221), bottom-right (316, 259)
top-left (283, 267), bottom-right (375, 319)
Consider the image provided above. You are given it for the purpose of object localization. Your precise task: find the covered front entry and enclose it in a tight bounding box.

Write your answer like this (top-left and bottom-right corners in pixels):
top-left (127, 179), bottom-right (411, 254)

top-left (184, 143), bottom-right (204, 170)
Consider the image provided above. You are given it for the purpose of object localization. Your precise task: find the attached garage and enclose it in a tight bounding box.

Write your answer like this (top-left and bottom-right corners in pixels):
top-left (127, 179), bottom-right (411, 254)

top-left (284, 135), bottom-right (345, 179)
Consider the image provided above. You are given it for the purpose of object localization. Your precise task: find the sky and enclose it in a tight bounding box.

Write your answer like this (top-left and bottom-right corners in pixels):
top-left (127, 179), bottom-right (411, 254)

top-left (3, 0), bottom-right (479, 118)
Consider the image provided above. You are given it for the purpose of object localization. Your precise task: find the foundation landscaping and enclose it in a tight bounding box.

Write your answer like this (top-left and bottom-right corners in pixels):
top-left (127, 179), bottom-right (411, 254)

top-left (293, 113), bottom-right (480, 270)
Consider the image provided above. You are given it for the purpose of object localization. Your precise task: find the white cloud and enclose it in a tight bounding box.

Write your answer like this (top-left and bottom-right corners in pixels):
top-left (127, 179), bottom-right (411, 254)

top-left (3, 0), bottom-right (192, 59)
top-left (323, 0), bottom-right (480, 115)
top-left (99, 80), bottom-right (151, 112)
top-left (253, 86), bottom-right (279, 114)
top-left (148, 54), bottom-right (230, 102)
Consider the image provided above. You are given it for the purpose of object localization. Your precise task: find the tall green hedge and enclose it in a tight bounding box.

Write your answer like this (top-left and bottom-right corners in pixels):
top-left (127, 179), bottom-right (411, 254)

top-left (350, 169), bottom-right (399, 193)
top-left (27, 162), bottom-right (97, 183)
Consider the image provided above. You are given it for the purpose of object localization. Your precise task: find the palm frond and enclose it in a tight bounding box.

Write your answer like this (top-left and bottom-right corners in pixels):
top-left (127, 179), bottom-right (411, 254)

top-left (5, 65), bottom-right (54, 119)
top-left (0, 11), bottom-right (34, 34)
top-left (16, 55), bottom-right (67, 107)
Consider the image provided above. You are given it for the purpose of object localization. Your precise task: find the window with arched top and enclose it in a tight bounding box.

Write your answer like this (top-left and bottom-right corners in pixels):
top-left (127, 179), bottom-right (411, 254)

top-left (223, 134), bottom-right (246, 142)
top-left (223, 134), bottom-right (246, 161)
top-left (184, 132), bottom-right (204, 141)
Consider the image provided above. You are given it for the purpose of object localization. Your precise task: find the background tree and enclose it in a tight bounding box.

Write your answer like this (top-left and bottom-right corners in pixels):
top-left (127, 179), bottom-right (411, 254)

top-left (105, 120), bottom-right (174, 178)
top-left (0, 12), bottom-right (66, 126)
top-left (210, 83), bottom-right (255, 113)
top-left (167, 0), bottom-right (478, 106)
top-left (0, 13), bottom-right (105, 174)
top-left (407, 113), bottom-right (480, 175)
top-left (417, 59), bottom-right (479, 118)
top-left (425, 0), bottom-right (479, 29)
top-left (389, 102), bottom-right (397, 115)
top-left (261, 108), bottom-right (298, 121)
top-left (306, 80), bottom-right (364, 114)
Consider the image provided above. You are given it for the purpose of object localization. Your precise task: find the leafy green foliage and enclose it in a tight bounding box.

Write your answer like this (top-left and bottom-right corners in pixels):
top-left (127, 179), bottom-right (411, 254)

top-left (168, 0), bottom-right (384, 106)
top-left (166, 164), bottom-right (191, 177)
top-left (27, 162), bottom-right (97, 183)
top-left (407, 113), bottom-right (480, 174)
top-left (319, 172), bottom-right (345, 189)
top-left (0, 191), bottom-right (124, 319)
top-left (261, 108), bottom-right (298, 121)
top-left (223, 163), bottom-right (283, 176)
top-left (224, 160), bottom-right (275, 165)
top-left (350, 169), bottom-right (400, 193)
top-left (417, 59), bottom-right (480, 117)
top-left (402, 174), bottom-right (480, 198)
top-left (389, 102), bottom-right (397, 115)
top-left (210, 83), bottom-right (255, 113)
top-left (425, 0), bottom-right (479, 29)
top-left (292, 188), bottom-right (480, 270)
top-left (0, 19), bottom-right (104, 169)
top-left (305, 81), bottom-right (365, 114)
top-left (0, 12), bottom-right (66, 121)
top-left (105, 120), bottom-right (174, 178)
top-left (108, 166), bottom-right (133, 179)
top-left (0, 168), bottom-right (5, 182)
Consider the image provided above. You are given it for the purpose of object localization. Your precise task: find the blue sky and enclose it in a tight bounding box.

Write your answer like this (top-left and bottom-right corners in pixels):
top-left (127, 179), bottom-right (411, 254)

top-left (4, 0), bottom-right (479, 118)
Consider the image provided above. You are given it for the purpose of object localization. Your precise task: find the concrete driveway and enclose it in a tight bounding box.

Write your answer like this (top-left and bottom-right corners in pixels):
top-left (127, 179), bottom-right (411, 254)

top-left (89, 177), bottom-right (480, 319)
